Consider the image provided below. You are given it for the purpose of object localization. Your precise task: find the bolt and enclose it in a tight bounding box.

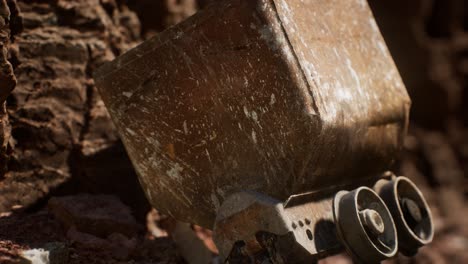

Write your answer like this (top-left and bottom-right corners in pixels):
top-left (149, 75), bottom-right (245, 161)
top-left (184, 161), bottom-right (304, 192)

top-left (401, 198), bottom-right (422, 223)
top-left (360, 209), bottom-right (385, 236)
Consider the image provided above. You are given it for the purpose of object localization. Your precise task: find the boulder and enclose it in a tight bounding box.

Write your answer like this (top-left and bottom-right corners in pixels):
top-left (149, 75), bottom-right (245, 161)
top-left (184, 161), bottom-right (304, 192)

top-left (48, 194), bottom-right (139, 238)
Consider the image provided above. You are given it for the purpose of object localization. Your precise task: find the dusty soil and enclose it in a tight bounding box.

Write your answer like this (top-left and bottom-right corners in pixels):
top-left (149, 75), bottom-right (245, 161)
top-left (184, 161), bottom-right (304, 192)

top-left (0, 0), bottom-right (467, 263)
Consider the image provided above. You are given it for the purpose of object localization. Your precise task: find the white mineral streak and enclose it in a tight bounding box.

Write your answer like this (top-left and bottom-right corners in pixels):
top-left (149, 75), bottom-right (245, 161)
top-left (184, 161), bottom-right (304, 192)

top-left (243, 76), bottom-right (249, 87)
top-left (123, 91), bottom-right (133, 98)
top-left (205, 149), bottom-right (212, 163)
top-left (243, 105), bottom-right (250, 117)
top-left (251, 130), bottom-right (257, 144)
top-left (270, 93), bottom-right (276, 105)
top-left (145, 187), bottom-right (153, 200)
top-left (166, 163), bottom-right (183, 180)
top-left (251, 110), bottom-right (258, 123)
top-left (126, 128), bottom-right (137, 136)
top-left (183, 120), bottom-right (189, 134)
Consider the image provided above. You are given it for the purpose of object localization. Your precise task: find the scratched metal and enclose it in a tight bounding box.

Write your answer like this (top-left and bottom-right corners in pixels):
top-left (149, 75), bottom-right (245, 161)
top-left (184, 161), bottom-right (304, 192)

top-left (94, 0), bottom-right (410, 228)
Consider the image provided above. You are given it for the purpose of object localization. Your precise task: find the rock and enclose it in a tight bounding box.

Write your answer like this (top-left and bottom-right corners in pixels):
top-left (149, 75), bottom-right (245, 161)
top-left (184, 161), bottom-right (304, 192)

top-left (171, 222), bottom-right (214, 264)
top-left (145, 209), bottom-right (212, 263)
top-left (71, 121), bottom-right (151, 222)
top-left (19, 249), bottom-right (49, 264)
top-left (132, 237), bottom-right (183, 263)
top-left (0, 240), bottom-right (24, 264)
top-left (107, 232), bottom-right (138, 256)
top-left (146, 208), bottom-right (173, 238)
top-left (66, 227), bottom-right (136, 261)
top-left (42, 243), bottom-right (68, 264)
top-left (193, 225), bottom-right (218, 254)
top-left (0, 0), bottom-right (19, 103)
top-left (318, 254), bottom-right (352, 264)
top-left (124, 0), bottom-right (196, 37)
top-left (48, 194), bottom-right (139, 238)
top-left (0, 0), bottom-right (142, 214)
top-left (19, 242), bottom-right (68, 264)
top-left (0, 0), bottom-right (21, 184)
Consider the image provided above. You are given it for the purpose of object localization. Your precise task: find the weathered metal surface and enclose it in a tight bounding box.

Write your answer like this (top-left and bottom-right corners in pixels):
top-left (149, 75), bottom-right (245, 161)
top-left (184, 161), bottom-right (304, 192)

top-left (94, 0), bottom-right (410, 228)
top-left (213, 190), bottom-right (341, 263)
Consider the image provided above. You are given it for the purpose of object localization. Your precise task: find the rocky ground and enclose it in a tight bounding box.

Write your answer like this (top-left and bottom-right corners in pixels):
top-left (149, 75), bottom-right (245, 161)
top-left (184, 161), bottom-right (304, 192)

top-left (0, 0), bottom-right (466, 263)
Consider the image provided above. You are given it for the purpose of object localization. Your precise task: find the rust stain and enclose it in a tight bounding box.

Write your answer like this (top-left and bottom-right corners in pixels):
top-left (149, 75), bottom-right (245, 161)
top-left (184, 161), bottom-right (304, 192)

top-left (165, 143), bottom-right (176, 160)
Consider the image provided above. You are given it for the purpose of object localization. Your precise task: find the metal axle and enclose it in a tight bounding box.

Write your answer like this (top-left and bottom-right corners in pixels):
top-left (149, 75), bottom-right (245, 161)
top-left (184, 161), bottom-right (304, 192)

top-left (214, 174), bottom-right (434, 263)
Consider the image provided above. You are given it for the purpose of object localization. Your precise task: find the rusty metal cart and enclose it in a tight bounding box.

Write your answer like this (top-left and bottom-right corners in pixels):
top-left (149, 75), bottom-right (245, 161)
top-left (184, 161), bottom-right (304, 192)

top-left (94, 0), bottom-right (434, 262)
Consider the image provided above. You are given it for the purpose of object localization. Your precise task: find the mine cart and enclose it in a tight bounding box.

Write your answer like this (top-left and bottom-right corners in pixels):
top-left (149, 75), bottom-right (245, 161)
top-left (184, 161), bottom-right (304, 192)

top-left (95, 0), bottom-right (434, 262)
